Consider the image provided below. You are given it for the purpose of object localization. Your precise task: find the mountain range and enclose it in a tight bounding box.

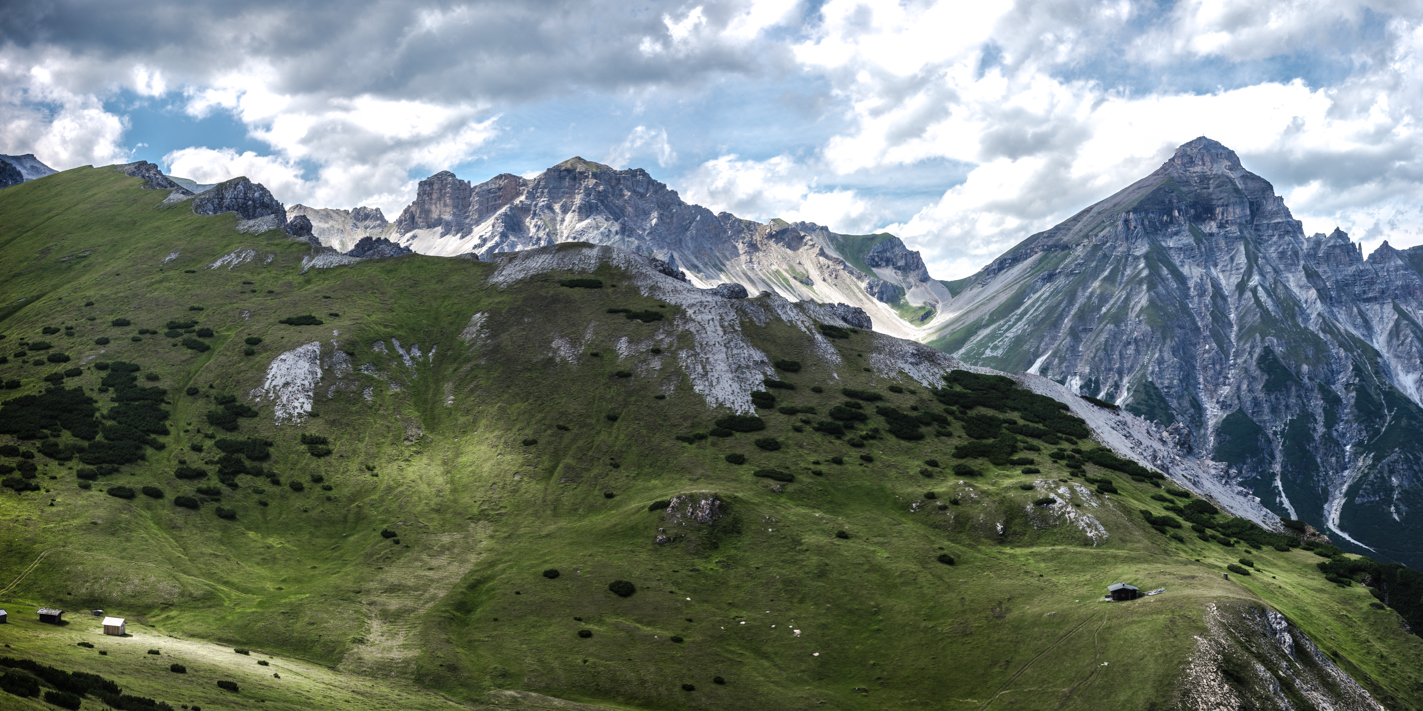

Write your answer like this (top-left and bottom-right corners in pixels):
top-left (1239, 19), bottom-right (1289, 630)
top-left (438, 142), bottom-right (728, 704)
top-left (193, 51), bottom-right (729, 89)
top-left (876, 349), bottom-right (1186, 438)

top-left (2, 149), bottom-right (1423, 710)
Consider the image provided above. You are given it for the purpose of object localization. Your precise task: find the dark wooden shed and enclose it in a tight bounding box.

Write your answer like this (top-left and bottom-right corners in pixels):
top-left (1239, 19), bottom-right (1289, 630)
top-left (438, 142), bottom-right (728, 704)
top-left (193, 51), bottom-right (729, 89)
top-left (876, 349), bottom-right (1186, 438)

top-left (1107, 583), bottom-right (1140, 601)
top-left (37, 608), bottom-right (64, 624)
top-left (0, 609), bottom-right (7, 624)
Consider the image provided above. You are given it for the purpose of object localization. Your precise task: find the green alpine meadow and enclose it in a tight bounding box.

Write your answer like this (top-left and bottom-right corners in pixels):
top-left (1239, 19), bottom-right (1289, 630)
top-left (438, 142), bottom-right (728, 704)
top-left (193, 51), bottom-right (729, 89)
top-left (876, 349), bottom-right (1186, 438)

top-left (2, 165), bottom-right (1423, 711)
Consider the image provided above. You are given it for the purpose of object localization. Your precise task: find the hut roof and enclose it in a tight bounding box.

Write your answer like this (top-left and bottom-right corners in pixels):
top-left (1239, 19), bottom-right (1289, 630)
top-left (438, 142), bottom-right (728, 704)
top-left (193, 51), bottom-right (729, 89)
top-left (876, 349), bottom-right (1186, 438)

top-left (102, 617), bottom-right (125, 627)
top-left (1106, 583), bottom-right (1138, 592)
top-left (37, 608), bottom-right (63, 616)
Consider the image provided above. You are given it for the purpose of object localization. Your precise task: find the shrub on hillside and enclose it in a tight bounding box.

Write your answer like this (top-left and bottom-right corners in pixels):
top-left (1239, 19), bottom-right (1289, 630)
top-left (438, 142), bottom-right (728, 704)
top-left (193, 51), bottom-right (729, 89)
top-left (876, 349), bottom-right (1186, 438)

top-left (215, 507), bottom-right (236, 520)
top-left (608, 580), bottom-right (637, 597)
top-left (753, 437), bottom-right (781, 451)
top-left (1238, 558), bottom-right (1255, 568)
top-left (624, 310), bottom-right (664, 323)
top-left (170, 663), bottom-right (187, 673)
top-left (559, 278), bottom-right (603, 288)
top-left (174, 496), bottom-right (199, 510)
top-left (715, 415), bottom-right (766, 432)
top-left (774, 359), bottom-right (801, 373)
top-left (763, 377), bottom-right (795, 390)
top-left (859, 454), bottom-right (874, 463)
top-left (936, 554), bottom-right (955, 565)
top-left (818, 324), bottom-right (850, 339)
top-left (46, 352), bottom-right (70, 363)
top-left (750, 390), bottom-right (776, 408)
top-left (841, 388), bottom-right (882, 402)
top-left (952, 463), bottom-right (980, 477)
top-left (107, 486), bottom-right (136, 499)
top-left (1227, 564), bottom-right (1251, 577)
top-left (753, 469), bottom-right (794, 482)
top-left (835, 530), bottom-right (850, 539)
top-left (111, 318), bottom-right (131, 327)
top-left (725, 453), bottom-right (746, 465)
top-left (217, 680), bottom-right (240, 692)
top-left (141, 486), bottom-right (164, 499)
top-left (181, 338), bottom-right (211, 352)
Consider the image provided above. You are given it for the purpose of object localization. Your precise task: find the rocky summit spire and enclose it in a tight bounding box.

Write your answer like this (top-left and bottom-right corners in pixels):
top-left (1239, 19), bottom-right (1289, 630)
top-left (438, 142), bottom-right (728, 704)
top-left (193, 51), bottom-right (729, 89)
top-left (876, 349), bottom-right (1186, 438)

top-left (1167, 136), bottom-right (1243, 175)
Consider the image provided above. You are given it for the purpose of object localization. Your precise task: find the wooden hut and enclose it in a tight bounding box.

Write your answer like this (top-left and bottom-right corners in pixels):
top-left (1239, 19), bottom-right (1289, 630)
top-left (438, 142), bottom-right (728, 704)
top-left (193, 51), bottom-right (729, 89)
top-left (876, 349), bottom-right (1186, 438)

top-left (102, 617), bottom-right (126, 636)
top-left (37, 608), bottom-right (64, 624)
top-left (1107, 583), bottom-right (1140, 601)
top-left (0, 609), bottom-right (7, 624)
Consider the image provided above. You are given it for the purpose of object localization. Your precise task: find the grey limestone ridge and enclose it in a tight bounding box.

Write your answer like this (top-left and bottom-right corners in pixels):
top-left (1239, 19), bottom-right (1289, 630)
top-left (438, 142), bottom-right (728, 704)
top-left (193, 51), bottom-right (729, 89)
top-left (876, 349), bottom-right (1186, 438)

top-left (117, 161), bottom-right (192, 194)
top-left (192, 177), bottom-right (288, 228)
top-left (373, 156), bottom-right (949, 338)
top-left (0, 159), bottom-right (21, 189)
top-left (708, 283), bottom-right (749, 300)
top-left (930, 136), bottom-right (1423, 567)
top-left (287, 204), bottom-right (388, 252)
top-left (825, 303), bottom-right (873, 330)
top-left (284, 214), bottom-right (315, 240)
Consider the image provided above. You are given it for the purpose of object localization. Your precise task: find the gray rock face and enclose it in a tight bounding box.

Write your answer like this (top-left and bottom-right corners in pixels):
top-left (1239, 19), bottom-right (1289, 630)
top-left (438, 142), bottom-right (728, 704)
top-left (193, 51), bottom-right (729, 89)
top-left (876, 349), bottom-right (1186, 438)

top-left (931, 136), bottom-right (1423, 567)
top-left (0, 159), bottom-right (21, 189)
top-left (284, 214), bottom-right (315, 242)
top-left (381, 157), bottom-right (951, 338)
top-left (288, 204), bottom-right (388, 252)
top-left (345, 236), bottom-right (412, 259)
top-left (708, 283), bottom-right (749, 299)
top-left (0, 154), bottom-right (56, 182)
top-left (825, 303), bottom-right (873, 330)
top-left (192, 177), bottom-right (287, 228)
top-left (864, 277), bottom-right (903, 304)
top-left (117, 161), bottom-right (191, 194)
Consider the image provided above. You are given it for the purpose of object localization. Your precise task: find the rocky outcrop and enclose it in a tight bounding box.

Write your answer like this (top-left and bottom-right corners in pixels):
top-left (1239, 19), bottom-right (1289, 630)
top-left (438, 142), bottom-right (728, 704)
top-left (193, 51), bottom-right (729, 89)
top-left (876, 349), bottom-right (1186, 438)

top-left (117, 161), bottom-right (192, 194)
top-left (864, 277), bottom-right (903, 304)
top-left (708, 283), bottom-right (748, 299)
top-left (193, 178), bottom-right (287, 228)
top-left (825, 303), bottom-right (872, 330)
top-left (345, 236), bottom-right (412, 259)
top-left (284, 214), bottom-right (314, 238)
top-left (930, 136), bottom-right (1423, 567)
top-left (0, 159), bottom-right (21, 189)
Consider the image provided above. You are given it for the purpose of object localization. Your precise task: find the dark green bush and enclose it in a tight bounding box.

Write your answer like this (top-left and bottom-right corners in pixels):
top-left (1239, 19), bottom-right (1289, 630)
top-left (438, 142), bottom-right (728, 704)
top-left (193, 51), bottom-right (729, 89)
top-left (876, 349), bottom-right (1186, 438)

top-left (578, 629), bottom-right (593, 638)
top-left (613, 370), bottom-right (632, 378)
top-left (141, 486), bottom-right (164, 499)
top-left (1227, 564), bottom-right (1251, 577)
top-left (753, 469), bottom-right (794, 482)
top-left (111, 318), bottom-right (131, 327)
top-left (195, 328), bottom-right (214, 338)
top-left (559, 278), bottom-right (603, 288)
top-left (170, 663), bottom-right (187, 673)
top-left (835, 530), bottom-right (849, 539)
top-left (307, 445), bottom-right (333, 457)
top-left (1034, 497), bottom-right (1057, 506)
top-left (818, 324), bottom-right (850, 339)
top-left (841, 388), bottom-right (882, 402)
top-left (725, 453), bottom-right (746, 465)
top-left (763, 377), bottom-right (795, 390)
top-left (1018, 484), bottom-right (1035, 490)
top-left (923, 491), bottom-right (937, 499)
top-left (608, 580), bottom-right (637, 597)
top-left (216, 507), bottom-right (236, 520)
top-left (174, 496), bottom-right (199, 509)
top-left (753, 437), bottom-right (781, 451)
top-left (625, 311), bottom-right (665, 323)
top-left (682, 683), bottom-right (695, 691)
top-left (278, 315), bottom-right (324, 326)
top-left (830, 456), bottom-right (844, 465)
top-left (289, 480), bottom-right (305, 492)
top-left (810, 386), bottom-right (824, 393)
top-left (1167, 488), bottom-right (1192, 498)
top-left (670, 635), bottom-right (684, 643)
top-left (1238, 558), bottom-right (1255, 568)
top-left (244, 337), bottom-right (263, 346)
top-left (936, 553), bottom-right (955, 565)
top-left (107, 486), bottom-right (136, 499)
top-left (380, 529), bottom-right (397, 539)
top-left (522, 438), bottom-right (538, 446)
top-left (181, 338), bottom-right (211, 352)
top-left (774, 359), bottom-right (801, 372)
top-left (46, 352), bottom-right (70, 363)
top-left (715, 415), bottom-right (765, 432)
top-left (859, 454), bottom-right (874, 463)
top-left (709, 427), bottom-right (734, 437)
top-left (174, 466), bottom-right (207, 480)
top-left (952, 463), bottom-right (979, 476)
top-left (750, 390), bottom-right (776, 408)
top-left (217, 680), bottom-right (240, 691)
top-left (543, 569), bottom-right (561, 579)
top-left (648, 500), bottom-right (671, 511)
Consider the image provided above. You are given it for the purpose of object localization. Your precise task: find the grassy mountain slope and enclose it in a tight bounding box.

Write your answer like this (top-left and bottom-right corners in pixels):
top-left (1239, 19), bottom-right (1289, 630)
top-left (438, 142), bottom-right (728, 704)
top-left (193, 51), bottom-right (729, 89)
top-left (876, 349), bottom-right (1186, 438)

top-left (0, 168), bottom-right (1420, 710)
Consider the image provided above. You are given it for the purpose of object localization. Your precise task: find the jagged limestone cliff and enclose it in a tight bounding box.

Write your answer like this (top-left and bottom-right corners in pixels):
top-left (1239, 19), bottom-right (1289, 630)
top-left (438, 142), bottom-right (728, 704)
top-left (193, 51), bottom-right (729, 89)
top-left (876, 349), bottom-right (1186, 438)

top-left (931, 137), bottom-right (1423, 567)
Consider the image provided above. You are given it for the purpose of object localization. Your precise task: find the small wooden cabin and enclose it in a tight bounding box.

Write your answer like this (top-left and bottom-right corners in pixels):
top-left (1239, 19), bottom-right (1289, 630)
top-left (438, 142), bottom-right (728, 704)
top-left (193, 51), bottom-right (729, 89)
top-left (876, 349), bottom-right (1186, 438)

top-left (1107, 583), bottom-right (1140, 601)
top-left (0, 609), bottom-right (7, 624)
top-left (38, 608), bottom-right (64, 624)
top-left (102, 617), bottom-right (126, 636)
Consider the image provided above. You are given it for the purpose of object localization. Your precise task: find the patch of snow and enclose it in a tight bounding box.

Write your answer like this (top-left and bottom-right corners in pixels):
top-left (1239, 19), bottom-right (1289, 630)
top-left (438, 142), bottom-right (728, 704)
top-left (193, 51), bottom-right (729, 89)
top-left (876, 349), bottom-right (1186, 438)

top-left (249, 341), bottom-right (322, 425)
top-left (209, 248), bottom-right (257, 270)
top-left (161, 251), bottom-right (180, 265)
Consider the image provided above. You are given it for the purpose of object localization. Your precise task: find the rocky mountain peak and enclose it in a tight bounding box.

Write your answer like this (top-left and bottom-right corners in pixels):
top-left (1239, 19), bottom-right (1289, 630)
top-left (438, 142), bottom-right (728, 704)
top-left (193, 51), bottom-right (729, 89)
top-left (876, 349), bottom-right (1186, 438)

top-left (192, 177), bottom-right (287, 228)
top-left (0, 159), bottom-right (21, 190)
top-left (1167, 136), bottom-right (1243, 175)
top-left (349, 206), bottom-right (387, 225)
top-left (117, 161), bottom-right (191, 194)
top-left (553, 156), bottom-right (615, 173)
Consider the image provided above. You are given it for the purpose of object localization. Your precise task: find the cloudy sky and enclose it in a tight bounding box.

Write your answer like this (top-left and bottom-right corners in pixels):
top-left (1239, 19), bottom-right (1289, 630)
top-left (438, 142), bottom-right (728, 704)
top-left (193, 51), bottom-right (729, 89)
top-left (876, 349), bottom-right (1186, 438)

top-left (3, 0), bottom-right (1421, 278)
